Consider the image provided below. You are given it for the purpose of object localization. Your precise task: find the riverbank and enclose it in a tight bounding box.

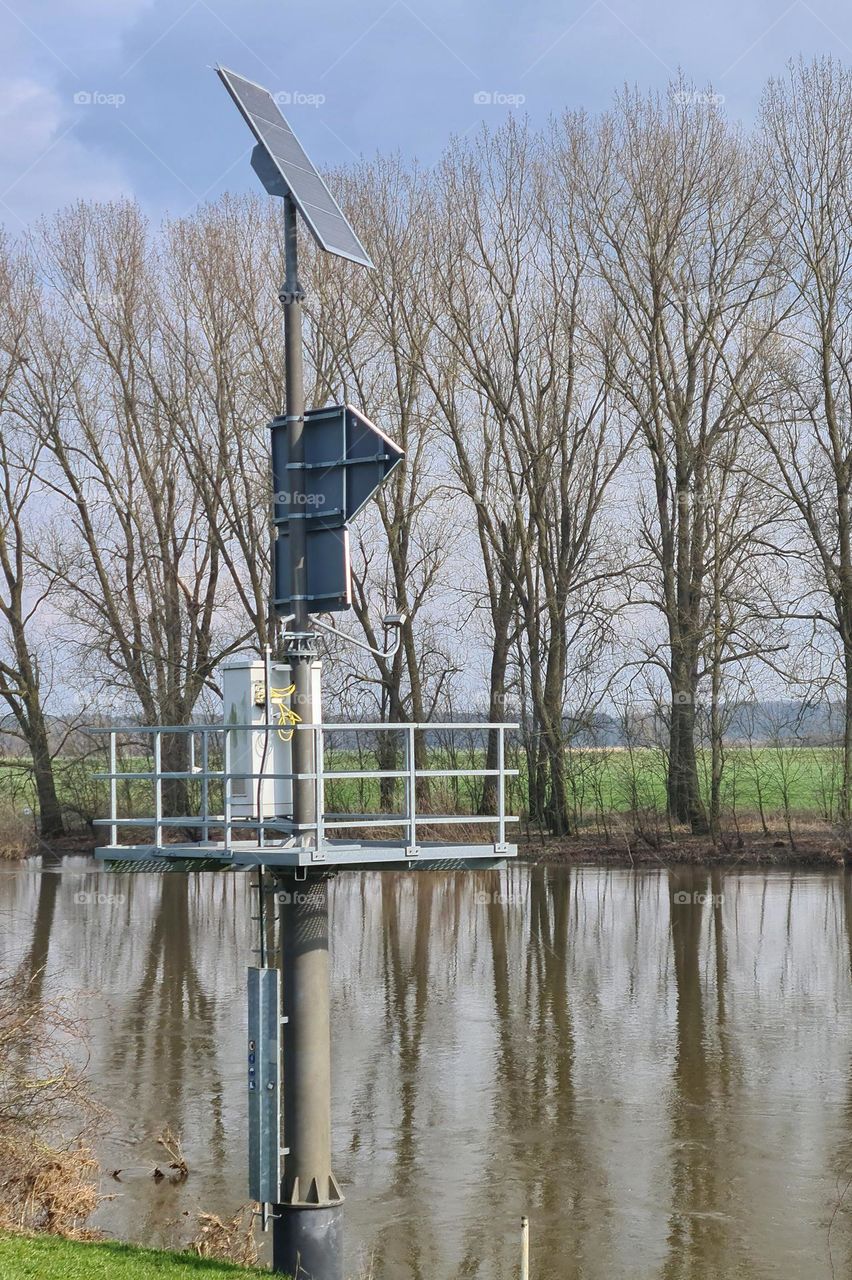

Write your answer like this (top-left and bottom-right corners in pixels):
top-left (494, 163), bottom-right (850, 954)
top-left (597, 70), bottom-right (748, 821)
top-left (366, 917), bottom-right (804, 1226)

top-left (0, 1233), bottom-right (270, 1279)
top-left (4, 822), bottom-right (850, 870)
top-left (519, 828), bottom-right (851, 867)
top-left (3, 829), bottom-right (844, 870)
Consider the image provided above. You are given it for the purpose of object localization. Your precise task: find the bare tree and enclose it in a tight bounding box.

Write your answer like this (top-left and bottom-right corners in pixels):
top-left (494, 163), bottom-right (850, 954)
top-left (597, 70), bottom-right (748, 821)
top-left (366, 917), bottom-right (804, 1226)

top-left (0, 236), bottom-right (64, 837)
top-left (756, 57), bottom-right (852, 820)
top-left (568, 85), bottom-right (783, 832)
top-left (8, 72), bottom-right (844, 850)
top-left (21, 203), bottom-right (249, 799)
top-left (305, 158), bottom-right (459, 790)
top-left (423, 120), bottom-right (632, 833)
top-left (699, 427), bottom-right (788, 835)
top-left (157, 196), bottom-right (286, 653)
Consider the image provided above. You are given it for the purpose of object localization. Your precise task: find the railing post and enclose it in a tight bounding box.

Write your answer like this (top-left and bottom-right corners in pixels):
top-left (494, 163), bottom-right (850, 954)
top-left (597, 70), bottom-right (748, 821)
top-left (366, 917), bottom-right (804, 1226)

top-left (315, 724), bottom-right (325, 853)
top-left (406, 724), bottom-right (417, 856)
top-left (201, 730), bottom-right (210, 845)
top-left (153, 731), bottom-right (163, 852)
top-left (497, 725), bottom-right (506, 850)
top-left (223, 727), bottom-right (232, 853)
top-left (258, 722), bottom-right (267, 852)
top-left (109, 731), bottom-right (117, 849)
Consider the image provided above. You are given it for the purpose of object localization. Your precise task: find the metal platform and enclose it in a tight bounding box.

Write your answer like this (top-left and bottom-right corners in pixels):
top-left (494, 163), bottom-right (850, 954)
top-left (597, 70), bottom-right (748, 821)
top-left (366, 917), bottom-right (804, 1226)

top-left (93, 720), bottom-right (519, 872)
top-left (98, 839), bottom-right (513, 874)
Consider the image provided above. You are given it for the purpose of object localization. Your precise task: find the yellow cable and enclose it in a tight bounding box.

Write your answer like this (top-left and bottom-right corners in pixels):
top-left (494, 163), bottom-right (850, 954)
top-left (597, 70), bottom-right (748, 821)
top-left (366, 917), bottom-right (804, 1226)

top-left (269, 684), bottom-right (301, 742)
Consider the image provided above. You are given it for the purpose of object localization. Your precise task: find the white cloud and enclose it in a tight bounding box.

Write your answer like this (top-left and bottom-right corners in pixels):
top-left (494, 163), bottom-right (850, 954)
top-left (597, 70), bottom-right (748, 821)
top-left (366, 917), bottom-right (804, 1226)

top-left (0, 76), bottom-right (131, 227)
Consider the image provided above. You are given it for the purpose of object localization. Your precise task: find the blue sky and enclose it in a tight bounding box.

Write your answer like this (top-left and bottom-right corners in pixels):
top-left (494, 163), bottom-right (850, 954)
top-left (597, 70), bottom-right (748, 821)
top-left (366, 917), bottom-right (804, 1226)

top-left (2, 0), bottom-right (852, 231)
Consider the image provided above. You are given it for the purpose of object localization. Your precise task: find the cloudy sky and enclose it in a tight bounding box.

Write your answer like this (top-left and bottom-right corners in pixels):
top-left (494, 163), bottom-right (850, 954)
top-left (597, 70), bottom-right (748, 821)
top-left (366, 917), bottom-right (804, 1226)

top-left (1, 0), bottom-right (852, 231)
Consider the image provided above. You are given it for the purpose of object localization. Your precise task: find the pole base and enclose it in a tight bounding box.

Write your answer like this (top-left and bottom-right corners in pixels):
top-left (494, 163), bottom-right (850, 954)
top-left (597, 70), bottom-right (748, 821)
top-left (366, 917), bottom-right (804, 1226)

top-left (272, 1202), bottom-right (343, 1280)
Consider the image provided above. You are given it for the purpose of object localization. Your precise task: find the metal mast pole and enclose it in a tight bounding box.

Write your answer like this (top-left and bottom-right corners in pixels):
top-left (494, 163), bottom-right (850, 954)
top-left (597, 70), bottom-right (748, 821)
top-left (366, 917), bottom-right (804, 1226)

top-left (272, 194), bottom-right (343, 1280)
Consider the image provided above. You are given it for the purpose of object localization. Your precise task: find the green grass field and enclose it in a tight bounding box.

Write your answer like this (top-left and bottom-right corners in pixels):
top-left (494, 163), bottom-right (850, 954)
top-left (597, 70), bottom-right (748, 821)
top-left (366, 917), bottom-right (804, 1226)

top-left (557, 744), bottom-right (845, 824)
top-left (0, 1234), bottom-right (271, 1280)
top-left (324, 743), bottom-right (845, 825)
top-left (0, 742), bottom-right (847, 836)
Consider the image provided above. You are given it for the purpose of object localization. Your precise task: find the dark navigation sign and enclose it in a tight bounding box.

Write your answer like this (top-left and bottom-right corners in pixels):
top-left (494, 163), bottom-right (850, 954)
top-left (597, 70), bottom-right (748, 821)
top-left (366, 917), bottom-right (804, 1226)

top-left (271, 404), bottom-right (403, 614)
top-left (274, 524), bottom-right (352, 613)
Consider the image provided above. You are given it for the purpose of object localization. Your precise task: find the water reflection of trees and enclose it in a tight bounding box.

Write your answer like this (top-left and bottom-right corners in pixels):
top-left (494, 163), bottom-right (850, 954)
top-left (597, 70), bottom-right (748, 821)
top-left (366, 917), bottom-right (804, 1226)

top-left (337, 865), bottom-right (852, 1279)
top-left (829, 872), bottom-right (852, 1276)
top-left (14, 861), bottom-right (60, 998)
top-left (4, 862), bottom-right (852, 1277)
top-left (105, 875), bottom-right (229, 1246)
top-left (663, 867), bottom-right (738, 1279)
top-left (336, 867), bottom-right (669, 1279)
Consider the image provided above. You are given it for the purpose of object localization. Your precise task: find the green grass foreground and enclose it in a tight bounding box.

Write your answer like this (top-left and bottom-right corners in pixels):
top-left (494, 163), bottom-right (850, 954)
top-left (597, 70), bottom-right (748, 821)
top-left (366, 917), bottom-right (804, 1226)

top-left (0, 1233), bottom-right (272, 1280)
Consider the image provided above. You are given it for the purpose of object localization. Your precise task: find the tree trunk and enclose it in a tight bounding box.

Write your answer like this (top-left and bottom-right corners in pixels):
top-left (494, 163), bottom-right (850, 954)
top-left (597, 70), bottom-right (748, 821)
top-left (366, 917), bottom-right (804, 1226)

top-left (11, 641), bottom-right (65, 841)
top-left (377, 733), bottom-right (400, 812)
top-left (27, 704), bottom-right (64, 841)
top-left (480, 616), bottom-right (510, 816)
top-left (160, 730), bottom-right (190, 827)
top-left (708, 726), bottom-right (723, 842)
top-left (541, 628), bottom-right (570, 836)
top-left (708, 648), bottom-right (724, 842)
top-left (841, 631), bottom-right (852, 826)
top-left (527, 726), bottom-right (548, 831)
top-left (544, 724), bottom-right (571, 837)
top-left (668, 687), bottom-right (708, 834)
top-left (378, 683), bottom-right (404, 812)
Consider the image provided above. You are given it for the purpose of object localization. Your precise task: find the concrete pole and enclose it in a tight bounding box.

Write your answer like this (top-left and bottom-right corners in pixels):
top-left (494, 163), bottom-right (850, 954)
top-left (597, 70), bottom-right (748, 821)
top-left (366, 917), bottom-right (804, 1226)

top-left (272, 195), bottom-right (343, 1280)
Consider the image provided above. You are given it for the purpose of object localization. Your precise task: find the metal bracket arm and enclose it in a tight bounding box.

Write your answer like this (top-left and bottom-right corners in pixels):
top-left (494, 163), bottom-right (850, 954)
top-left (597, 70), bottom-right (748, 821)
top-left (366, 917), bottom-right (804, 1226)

top-left (312, 615), bottom-right (404, 661)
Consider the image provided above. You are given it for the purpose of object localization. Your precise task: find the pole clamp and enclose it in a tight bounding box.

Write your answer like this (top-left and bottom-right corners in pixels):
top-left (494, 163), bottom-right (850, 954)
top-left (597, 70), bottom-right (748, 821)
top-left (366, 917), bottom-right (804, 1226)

top-left (282, 630), bottom-right (318, 658)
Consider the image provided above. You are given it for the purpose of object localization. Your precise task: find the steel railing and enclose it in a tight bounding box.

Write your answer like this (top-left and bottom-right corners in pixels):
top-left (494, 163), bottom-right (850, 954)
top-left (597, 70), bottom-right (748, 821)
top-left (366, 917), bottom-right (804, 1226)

top-left (93, 721), bottom-right (519, 856)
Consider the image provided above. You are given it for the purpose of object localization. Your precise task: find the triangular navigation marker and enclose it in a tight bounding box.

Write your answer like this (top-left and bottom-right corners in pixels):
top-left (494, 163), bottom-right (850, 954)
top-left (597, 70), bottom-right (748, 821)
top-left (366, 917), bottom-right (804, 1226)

top-left (270, 405), bottom-right (404, 615)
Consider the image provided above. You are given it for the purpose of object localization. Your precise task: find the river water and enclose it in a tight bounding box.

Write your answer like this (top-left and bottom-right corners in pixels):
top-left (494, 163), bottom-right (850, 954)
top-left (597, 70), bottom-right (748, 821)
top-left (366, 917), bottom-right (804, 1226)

top-left (1, 860), bottom-right (850, 1279)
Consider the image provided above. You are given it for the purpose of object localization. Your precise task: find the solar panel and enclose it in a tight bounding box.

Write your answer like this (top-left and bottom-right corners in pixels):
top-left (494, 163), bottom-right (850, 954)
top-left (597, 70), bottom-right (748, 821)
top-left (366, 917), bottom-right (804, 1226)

top-left (217, 66), bottom-right (374, 269)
